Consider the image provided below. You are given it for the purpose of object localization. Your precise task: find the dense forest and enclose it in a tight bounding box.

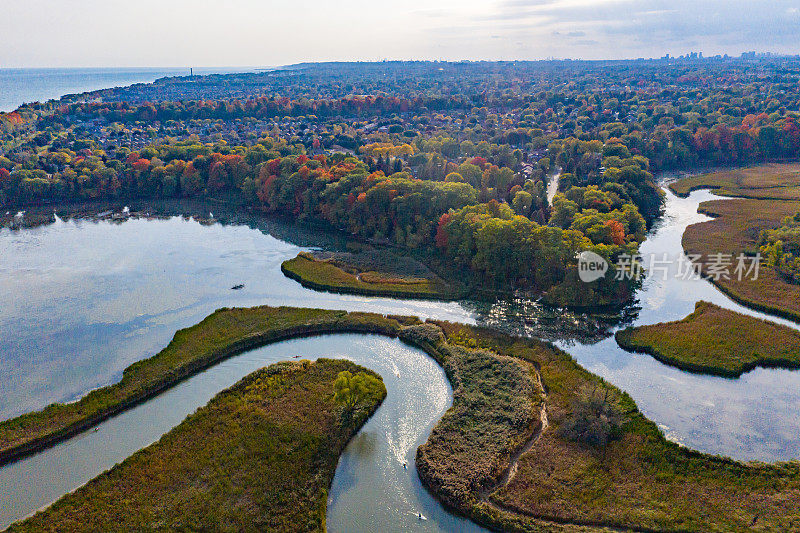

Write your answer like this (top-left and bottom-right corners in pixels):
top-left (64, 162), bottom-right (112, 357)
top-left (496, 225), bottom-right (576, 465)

top-left (3, 58), bottom-right (800, 305)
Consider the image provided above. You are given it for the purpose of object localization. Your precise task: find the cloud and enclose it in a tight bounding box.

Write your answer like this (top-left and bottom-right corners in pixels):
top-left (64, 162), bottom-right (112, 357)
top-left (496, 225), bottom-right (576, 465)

top-left (1, 0), bottom-right (797, 66)
top-left (465, 0), bottom-right (800, 58)
top-left (553, 30), bottom-right (587, 37)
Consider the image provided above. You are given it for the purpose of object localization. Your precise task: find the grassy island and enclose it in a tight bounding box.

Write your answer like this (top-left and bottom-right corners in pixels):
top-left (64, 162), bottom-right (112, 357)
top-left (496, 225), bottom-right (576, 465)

top-left (8, 359), bottom-right (385, 532)
top-left (670, 164), bottom-right (800, 322)
top-left (616, 301), bottom-right (800, 377)
top-left (4, 305), bottom-right (800, 532)
top-left (281, 250), bottom-right (466, 300)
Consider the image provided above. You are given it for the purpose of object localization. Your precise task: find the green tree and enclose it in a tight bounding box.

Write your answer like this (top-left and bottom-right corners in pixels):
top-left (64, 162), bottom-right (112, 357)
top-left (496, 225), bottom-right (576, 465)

top-left (512, 189), bottom-right (533, 216)
top-left (333, 371), bottom-right (385, 419)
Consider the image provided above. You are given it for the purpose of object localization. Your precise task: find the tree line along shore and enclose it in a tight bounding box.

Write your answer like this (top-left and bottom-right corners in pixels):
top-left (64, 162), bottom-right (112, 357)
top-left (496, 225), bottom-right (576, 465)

top-left (9, 59), bottom-right (800, 308)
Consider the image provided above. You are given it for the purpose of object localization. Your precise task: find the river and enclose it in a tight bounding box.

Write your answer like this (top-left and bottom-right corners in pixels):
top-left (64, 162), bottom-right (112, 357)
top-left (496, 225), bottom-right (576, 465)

top-left (0, 335), bottom-right (484, 532)
top-left (2, 184), bottom-right (800, 530)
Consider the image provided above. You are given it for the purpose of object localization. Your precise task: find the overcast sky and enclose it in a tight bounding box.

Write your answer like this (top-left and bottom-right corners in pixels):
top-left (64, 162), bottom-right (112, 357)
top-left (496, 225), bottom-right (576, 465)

top-left (2, 0), bottom-right (799, 67)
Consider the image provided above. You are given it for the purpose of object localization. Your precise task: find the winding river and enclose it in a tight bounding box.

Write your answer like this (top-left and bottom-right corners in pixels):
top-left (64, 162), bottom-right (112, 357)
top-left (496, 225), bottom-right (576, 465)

top-left (2, 182), bottom-right (800, 529)
top-left (0, 335), bottom-right (485, 532)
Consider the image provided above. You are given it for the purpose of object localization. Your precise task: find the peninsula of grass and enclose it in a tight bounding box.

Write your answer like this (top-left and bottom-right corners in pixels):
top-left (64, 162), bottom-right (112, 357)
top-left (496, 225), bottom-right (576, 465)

top-left (669, 165), bottom-right (800, 322)
top-left (8, 359), bottom-right (386, 532)
top-left (281, 250), bottom-right (466, 300)
top-left (669, 163), bottom-right (800, 199)
top-left (437, 322), bottom-right (800, 532)
top-left (0, 306), bottom-right (404, 466)
top-left (6, 306), bottom-right (800, 532)
top-left (684, 197), bottom-right (800, 322)
top-left (616, 301), bottom-right (800, 377)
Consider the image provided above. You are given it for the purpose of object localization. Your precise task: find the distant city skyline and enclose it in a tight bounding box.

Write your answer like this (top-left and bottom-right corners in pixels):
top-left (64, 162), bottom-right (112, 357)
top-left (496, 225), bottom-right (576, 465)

top-left (2, 0), bottom-right (799, 68)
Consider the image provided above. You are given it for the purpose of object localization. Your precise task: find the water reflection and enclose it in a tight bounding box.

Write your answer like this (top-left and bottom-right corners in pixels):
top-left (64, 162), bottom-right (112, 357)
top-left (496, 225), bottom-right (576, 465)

top-left (5, 185), bottom-right (800, 481)
top-left (0, 335), bottom-right (486, 533)
top-left (0, 203), bottom-right (472, 421)
top-left (466, 296), bottom-right (639, 345)
top-left (464, 184), bottom-right (800, 462)
top-left (558, 188), bottom-right (800, 462)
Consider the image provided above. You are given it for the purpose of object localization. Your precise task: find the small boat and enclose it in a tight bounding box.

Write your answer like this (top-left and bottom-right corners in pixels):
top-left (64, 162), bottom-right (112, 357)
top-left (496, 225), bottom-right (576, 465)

top-left (231, 284), bottom-right (245, 290)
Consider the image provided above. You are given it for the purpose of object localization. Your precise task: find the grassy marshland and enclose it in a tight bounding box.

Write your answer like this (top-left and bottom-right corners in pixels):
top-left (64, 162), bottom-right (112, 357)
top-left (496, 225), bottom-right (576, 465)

top-left (7, 359), bottom-right (385, 532)
top-left (0, 306), bottom-right (403, 465)
top-left (436, 322), bottom-right (800, 533)
top-left (5, 306), bottom-right (800, 532)
top-left (670, 164), bottom-right (800, 322)
top-left (616, 301), bottom-right (800, 376)
top-left (281, 251), bottom-right (464, 299)
top-left (669, 163), bottom-right (800, 200)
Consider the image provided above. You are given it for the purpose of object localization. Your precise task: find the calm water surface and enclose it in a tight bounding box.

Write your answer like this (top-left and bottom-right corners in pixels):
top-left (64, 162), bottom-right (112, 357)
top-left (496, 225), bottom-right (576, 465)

top-left (563, 189), bottom-right (800, 461)
top-left (3, 185), bottom-right (800, 529)
top-left (0, 335), bottom-right (485, 532)
top-left (0, 68), bottom-right (249, 112)
top-left (0, 208), bottom-right (472, 420)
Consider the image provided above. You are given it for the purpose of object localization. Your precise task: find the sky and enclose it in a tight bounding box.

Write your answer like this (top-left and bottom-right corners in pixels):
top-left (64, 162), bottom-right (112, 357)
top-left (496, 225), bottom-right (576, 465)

top-left (1, 0), bottom-right (799, 67)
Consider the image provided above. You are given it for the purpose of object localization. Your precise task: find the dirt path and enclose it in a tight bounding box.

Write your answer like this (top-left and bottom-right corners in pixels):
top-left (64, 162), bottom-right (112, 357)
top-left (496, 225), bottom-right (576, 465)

top-left (478, 369), bottom-right (549, 502)
top-left (477, 372), bottom-right (657, 532)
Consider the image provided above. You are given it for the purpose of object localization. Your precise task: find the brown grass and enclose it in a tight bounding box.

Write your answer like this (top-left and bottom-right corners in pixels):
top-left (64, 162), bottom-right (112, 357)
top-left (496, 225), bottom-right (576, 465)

top-left (670, 163), bottom-right (800, 199)
top-left (681, 197), bottom-right (800, 321)
top-left (0, 306), bottom-right (403, 465)
top-left (616, 301), bottom-right (800, 376)
top-left (7, 306), bottom-right (800, 532)
top-left (8, 359), bottom-right (386, 532)
top-left (435, 322), bottom-right (800, 533)
top-left (281, 252), bottom-right (464, 299)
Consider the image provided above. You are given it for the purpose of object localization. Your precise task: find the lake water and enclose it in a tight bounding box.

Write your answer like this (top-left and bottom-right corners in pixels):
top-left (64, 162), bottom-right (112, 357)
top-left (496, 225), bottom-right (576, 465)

top-left (3, 186), bottom-right (800, 529)
top-left (0, 203), bottom-right (472, 421)
top-left (0, 68), bottom-right (251, 112)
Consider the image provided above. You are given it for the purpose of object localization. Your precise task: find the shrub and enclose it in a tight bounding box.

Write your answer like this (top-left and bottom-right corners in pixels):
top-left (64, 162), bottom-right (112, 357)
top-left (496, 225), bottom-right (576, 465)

top-left (558, 385), bottom-right (625, 448)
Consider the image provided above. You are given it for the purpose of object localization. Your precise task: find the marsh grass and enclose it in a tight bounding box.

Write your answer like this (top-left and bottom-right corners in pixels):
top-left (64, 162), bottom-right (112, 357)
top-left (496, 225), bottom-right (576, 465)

top-left (669, 163), bottom-right (800, 199)
top-left (7, 359), bottom-right (385, 532)
top-left (0, 306), bottom-right (401, 465)
top-left (684, 197), bottom-right (800, 321)
top-left (616, 301), bottom-right (800, 376)
top-left (434, 321), bottom-right (800, 533)
top-left (7, 307), bottom-right (800, 532)
top-left (281, 251), bottom-right (465, 299)
top-left (670, 165), bottom-right (800, 322)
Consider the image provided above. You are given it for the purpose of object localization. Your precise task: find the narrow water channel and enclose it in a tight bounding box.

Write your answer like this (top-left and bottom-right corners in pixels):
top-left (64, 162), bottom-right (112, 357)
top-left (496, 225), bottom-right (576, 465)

top-left (0, 334), bottom-right (487, 532)
top-left (565, 187), bottom-right (800, 461)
